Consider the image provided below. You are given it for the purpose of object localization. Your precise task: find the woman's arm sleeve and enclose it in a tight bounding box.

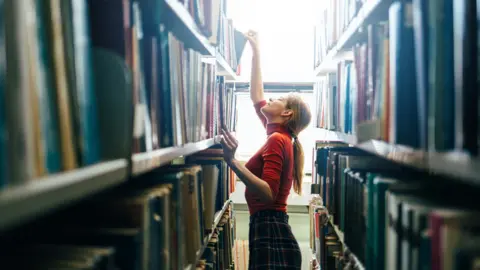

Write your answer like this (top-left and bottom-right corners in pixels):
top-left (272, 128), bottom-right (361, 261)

top-left (261, 134), bottom-right (285, 200)
top-left (254, 100), bottom-right (267, 128)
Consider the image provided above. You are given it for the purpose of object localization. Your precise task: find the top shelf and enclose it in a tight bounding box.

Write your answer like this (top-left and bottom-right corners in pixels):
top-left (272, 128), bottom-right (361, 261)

top-left (163, 0), bottom-right (237, 79)
top-left (313, 0), bottom-right (392, 76)
top-left (317, 128), bottom-right (480, 187)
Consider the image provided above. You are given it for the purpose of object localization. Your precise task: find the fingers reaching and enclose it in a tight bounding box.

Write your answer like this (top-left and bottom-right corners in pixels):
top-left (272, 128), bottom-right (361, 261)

top-left (221, 137), bottom-right (233, 150)
top-left (222, 129), bottom-right (238, 148)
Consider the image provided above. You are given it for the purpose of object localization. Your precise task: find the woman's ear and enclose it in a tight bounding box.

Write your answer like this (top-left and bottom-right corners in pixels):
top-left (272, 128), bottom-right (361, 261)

top-left (281, 109), bottom-right (293, 117)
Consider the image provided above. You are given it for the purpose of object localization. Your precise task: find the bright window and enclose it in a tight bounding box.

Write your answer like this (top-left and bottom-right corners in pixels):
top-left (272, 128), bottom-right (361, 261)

top-left (227, 0), bottom-right (315, 82)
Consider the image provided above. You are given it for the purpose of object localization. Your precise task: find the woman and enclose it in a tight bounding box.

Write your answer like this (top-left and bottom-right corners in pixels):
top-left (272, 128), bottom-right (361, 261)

top-left (220, 30), bottom-right (312, 270)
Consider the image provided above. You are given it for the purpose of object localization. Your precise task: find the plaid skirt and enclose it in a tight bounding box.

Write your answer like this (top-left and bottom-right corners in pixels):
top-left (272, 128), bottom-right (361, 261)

top-left (248, 210), bottom-right (302, 269)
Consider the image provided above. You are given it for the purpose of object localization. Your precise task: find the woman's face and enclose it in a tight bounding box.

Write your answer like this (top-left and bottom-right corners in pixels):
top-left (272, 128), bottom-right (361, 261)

top-left (261, 96), bottom-right (289, 119)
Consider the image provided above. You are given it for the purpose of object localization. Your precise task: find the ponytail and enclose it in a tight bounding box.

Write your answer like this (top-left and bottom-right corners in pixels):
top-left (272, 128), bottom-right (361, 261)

top-left (292, 137), bottom-right (304, 195)
top-left (284, 92), bottom-right (312, 195)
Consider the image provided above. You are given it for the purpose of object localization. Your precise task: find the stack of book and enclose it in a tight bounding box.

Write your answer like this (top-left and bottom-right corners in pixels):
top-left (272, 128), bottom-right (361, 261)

top-left (1, 156), bottom-right (234, 270)
top-left (313, 0), bottom-right (362, 68)
top-left (1, 0), bottom-right (110, 188)
top-left (0, 0), bottom-right (240, 190)
top-left (197, 206), bottom-right (235, 269)
top-left (206, 0), bottom-right (238, 71)
top-left (313, 0), bottom-right (479, 155)
top-left (310, 140), bottom-right (480, 270)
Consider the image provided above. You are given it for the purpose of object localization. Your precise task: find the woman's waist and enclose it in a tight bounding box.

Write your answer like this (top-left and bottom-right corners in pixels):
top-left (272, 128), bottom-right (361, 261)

top-left (249, 209), bottom-right (289, 223)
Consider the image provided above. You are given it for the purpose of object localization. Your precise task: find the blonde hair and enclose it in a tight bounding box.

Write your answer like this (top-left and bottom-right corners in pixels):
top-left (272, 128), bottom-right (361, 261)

top-left (284, 93), bottom-right (312, 195)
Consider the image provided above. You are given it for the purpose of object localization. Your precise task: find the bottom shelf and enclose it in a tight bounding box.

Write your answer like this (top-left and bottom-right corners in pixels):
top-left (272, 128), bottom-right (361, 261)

top-left (328, 217), bottom-right (365, 270)
top-left (187, 199), bottom-right (232, 270)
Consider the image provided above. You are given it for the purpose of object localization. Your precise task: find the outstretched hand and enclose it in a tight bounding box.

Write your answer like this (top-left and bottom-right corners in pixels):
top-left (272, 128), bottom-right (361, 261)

top-left (244, 30), bottom-right (259, 50)
top-left (220, 129), bottom-right (238, 165)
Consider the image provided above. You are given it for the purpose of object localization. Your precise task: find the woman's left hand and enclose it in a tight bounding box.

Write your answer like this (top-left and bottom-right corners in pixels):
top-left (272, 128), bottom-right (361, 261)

top-left (220, 129), bottom-right (238, 165)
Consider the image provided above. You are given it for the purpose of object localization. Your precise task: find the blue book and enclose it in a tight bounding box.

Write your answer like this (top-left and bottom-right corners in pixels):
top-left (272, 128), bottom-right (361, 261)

top-left (427, 0), bottom-right (455, 151)
top-left (389, 0), bottom-right (420, 148)
top-left (36, 0), bottom-right (62, 173)
top-left (412, 0), bottom-right (429, 150)
top-left (63, 0), bottom-right (100, 165)
top-left (0, 0), bottom-right (6, 188)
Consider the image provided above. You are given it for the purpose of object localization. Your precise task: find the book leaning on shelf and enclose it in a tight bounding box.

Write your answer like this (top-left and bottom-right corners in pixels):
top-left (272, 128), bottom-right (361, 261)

top-left (2, 160), bottom-right (235, 270)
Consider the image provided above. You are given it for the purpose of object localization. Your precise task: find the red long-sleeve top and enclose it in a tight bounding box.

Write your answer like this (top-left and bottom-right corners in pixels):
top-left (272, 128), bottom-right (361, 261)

top-left (244, 100), bottom-right (294, 214)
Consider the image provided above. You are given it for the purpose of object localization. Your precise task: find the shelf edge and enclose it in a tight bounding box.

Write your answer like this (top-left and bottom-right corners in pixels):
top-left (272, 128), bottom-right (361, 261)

top-left (132, 136), bottom-right (222, 176)
top-left (188, 199), bottom-right (232, 270)
top-left (0, 159), bottom-right (128, 231)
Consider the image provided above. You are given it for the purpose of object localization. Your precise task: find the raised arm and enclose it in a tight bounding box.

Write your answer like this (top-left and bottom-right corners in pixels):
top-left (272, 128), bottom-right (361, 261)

top-left (246, 31), bottom-right (264, 104)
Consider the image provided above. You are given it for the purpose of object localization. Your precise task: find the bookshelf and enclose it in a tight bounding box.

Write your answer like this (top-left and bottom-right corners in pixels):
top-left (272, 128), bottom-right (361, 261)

top-left (327, 217), bottom-right (365, 270)
top-left (312, 0), bottom-right (480, 268)
top-left (316, 129), bottom-right (480, 187)
top-left (0, 0), bottom-right (239, 268)
top-left (163, 0), bottom-right (216, 56)
top-left (132, 136), bottom-right (223, 176)
top-left (189, 199), bottom-right (232, 270)
top-left (0, 159), bottom-right (128, 231)
top-left (216, 49), bottom-right (238, 80)
top-left (317, 128), bottom-right (358, 145)
top-left (163, 0), bottom-right (238, 80)
top-left (358, 140), bottom-right (480, 186)
top-left (313, 0), bottom-right (392, 76)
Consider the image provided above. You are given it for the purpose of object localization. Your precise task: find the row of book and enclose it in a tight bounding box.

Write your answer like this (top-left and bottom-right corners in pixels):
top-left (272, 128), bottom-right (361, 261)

top-left (2, 149), bottom-right (235, 270)
top-left (213, 0), bottom-right (238, 71)
top-left (314, 0), bottom-right (479, 156)
top-left (197, 206), bottom-right (235, 270)
top-left (0, 0), bottom-right (240, 188)
top-left (309, 197), bottom-right (364, 270)
top-left (311, 140), bottom-right (480, 270)
top-left (313, 0), bottom-right (363, 68)
top-left (313, 22), bottom-right (389, 139)
top-left (90, 0), bottom-right (235, 152)
top-left (181, 0), bottom-right (239, 72)
top-left (0, 0), bottom-right (105, 187)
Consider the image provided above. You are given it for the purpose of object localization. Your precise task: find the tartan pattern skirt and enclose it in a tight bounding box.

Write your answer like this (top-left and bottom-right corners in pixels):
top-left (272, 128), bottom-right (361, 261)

top-left (248, 210), bottom-right (302, 269)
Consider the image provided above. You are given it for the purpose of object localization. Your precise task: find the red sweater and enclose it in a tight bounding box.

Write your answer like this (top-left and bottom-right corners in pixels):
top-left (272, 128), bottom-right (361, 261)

top-left (244, 100), bottom-right (294, 214)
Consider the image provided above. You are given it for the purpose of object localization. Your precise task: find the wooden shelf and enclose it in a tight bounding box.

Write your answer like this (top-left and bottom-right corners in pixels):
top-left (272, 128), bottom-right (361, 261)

top-left (317, 128), bottom-right (358, 145)
top-left (163, 0), bottom-right (215, 56)
top-left (313, 0), bottom-right (392, 76)
top-left (357, 140), bottom-right (480, 186)
top-left (328, 217), bottom-right (365, 270)
top-left (132, 136), bottom-right (223, 176)
top-left (316, 129), bottom-right (480, 185)
top-left (0, 159), bottom-right (128, 231)
top-left (215, 50), bottom-right (237, 80)
top-left (187, 199), bottom-right (232, 270)
top-left (202, 51), bottom-right (237, 80)
top-left (163, 0), bottom-right (236, 80)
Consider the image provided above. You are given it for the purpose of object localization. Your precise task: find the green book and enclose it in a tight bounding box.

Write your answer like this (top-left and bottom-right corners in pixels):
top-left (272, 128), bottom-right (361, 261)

top-left (373, 177), bottom-right (398, 270)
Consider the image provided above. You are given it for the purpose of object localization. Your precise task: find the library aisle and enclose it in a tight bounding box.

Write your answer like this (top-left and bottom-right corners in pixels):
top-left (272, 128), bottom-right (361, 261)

top-left (1, 0), bottom-right (480, 269)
